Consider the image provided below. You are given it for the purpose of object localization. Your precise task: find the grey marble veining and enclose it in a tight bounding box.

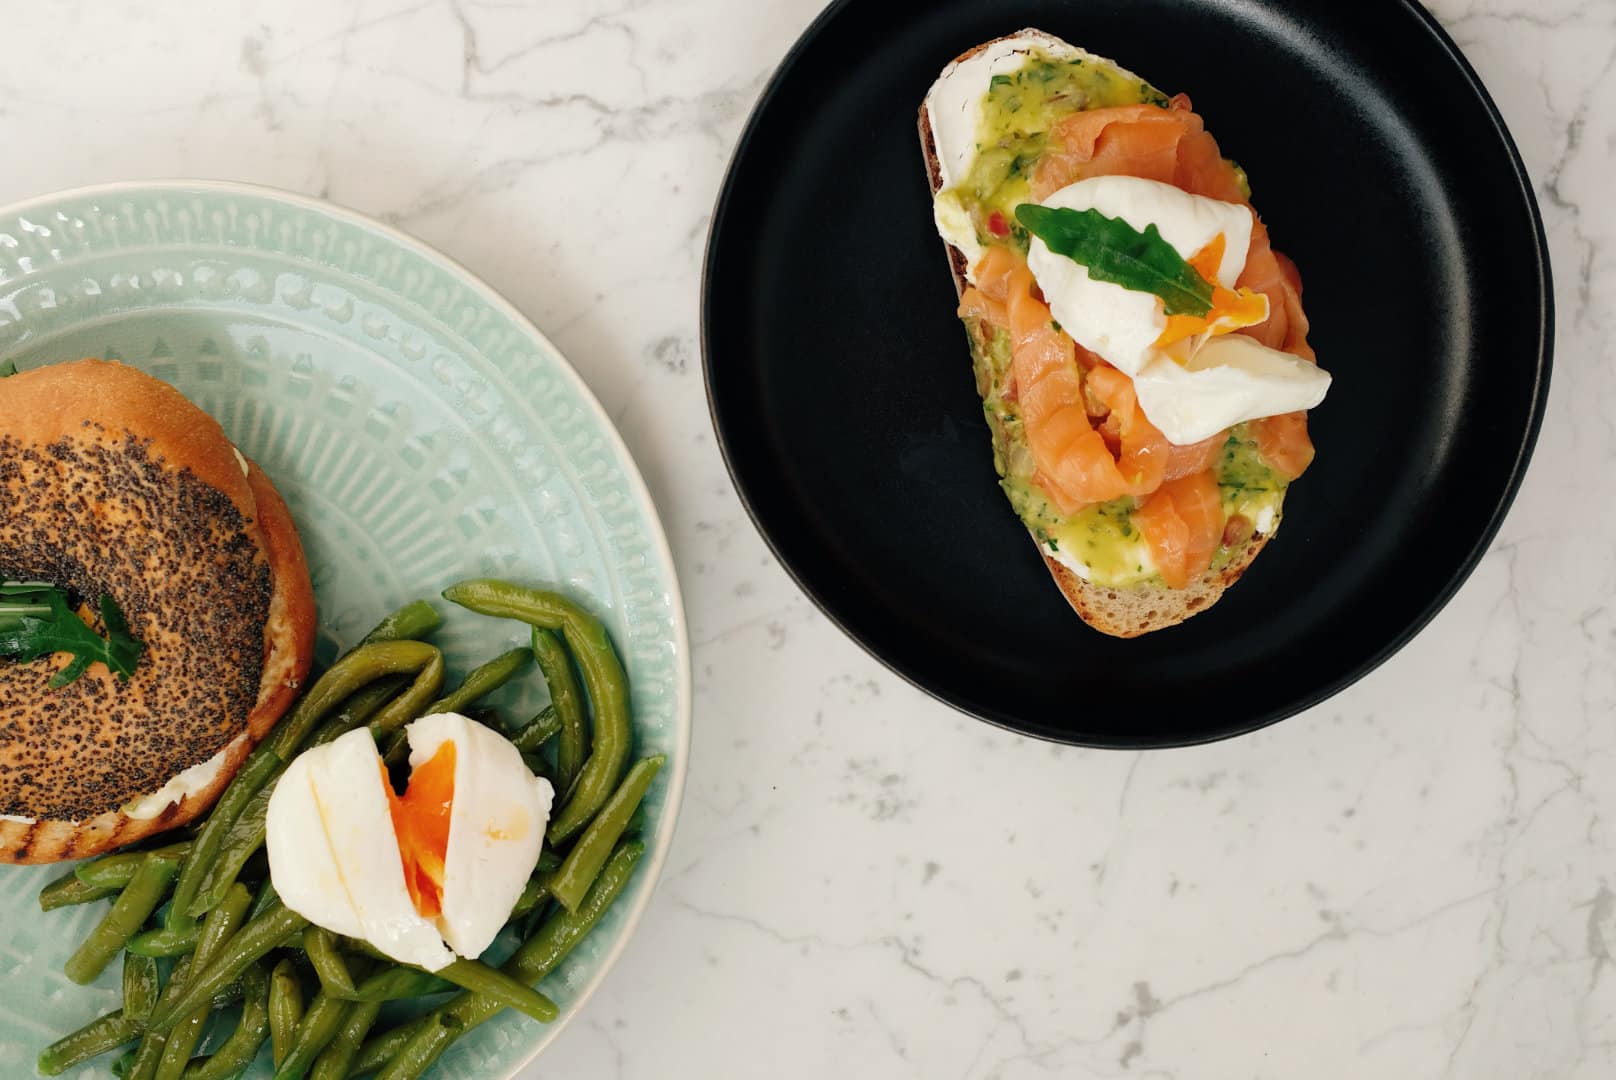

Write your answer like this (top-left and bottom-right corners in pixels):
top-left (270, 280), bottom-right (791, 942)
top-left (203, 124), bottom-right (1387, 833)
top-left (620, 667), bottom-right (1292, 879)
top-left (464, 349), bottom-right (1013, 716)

top-left (0, 0), bottom-right (1610, 1076)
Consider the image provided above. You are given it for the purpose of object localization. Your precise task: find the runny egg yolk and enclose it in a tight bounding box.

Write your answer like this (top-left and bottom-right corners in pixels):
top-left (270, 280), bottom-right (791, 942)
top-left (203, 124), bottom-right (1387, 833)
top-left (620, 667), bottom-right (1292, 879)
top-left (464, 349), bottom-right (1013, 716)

top-left (1154, 234), bottom-right (1268, 349)
top-left (382, 742), bottom-right (456, 919)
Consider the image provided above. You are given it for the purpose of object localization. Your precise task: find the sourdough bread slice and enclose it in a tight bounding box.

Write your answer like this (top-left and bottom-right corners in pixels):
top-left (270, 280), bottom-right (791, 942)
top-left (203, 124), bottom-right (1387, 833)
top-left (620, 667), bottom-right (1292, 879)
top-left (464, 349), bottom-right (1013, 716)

top-left (919, 30), bottom-right (1277, 637)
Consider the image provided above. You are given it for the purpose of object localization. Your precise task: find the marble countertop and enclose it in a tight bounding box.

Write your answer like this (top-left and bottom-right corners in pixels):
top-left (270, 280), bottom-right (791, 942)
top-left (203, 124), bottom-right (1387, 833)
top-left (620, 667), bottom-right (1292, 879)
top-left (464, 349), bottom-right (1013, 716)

top-left (3, 1), bottom-right (1609, 1076)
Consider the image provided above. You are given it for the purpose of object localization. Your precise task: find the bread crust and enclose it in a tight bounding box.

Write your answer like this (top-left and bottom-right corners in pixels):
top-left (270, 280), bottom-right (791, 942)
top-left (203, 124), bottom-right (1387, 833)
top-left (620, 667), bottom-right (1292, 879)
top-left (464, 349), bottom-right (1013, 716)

top-left (919, 31), bottom-right (1277, 636)
top-left (0, 361), bottom-right (316, 863)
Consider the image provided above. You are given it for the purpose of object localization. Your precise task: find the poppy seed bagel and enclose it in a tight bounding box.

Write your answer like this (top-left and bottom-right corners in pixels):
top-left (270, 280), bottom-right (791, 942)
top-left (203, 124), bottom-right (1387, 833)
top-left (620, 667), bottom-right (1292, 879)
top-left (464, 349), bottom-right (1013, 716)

top-left (0, 359), bottom-right (315, 863)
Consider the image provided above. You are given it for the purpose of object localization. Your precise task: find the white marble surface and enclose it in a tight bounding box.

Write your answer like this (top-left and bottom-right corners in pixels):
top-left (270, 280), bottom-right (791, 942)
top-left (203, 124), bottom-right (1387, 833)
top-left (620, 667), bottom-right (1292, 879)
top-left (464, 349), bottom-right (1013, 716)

top-left (2, 0), bottom-right (1610, 1076)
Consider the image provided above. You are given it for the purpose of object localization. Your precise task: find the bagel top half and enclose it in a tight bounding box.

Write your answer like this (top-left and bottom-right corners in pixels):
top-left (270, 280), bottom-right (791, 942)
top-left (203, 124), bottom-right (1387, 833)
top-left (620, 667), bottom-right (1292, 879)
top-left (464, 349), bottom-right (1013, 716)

top-left (0, 359), bottom-right (316, 863)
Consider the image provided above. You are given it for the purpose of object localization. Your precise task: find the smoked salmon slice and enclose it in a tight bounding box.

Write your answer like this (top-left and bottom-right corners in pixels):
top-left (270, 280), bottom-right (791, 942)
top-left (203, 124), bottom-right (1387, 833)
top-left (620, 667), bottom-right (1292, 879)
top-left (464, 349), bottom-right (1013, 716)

top-left (1134, 470), bottom-right (1226, 590)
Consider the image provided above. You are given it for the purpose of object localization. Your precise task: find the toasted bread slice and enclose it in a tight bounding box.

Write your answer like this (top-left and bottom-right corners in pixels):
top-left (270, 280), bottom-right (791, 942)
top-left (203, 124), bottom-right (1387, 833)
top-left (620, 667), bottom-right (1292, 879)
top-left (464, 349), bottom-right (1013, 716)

top-left (919, 31), bottom-right (1280, 637)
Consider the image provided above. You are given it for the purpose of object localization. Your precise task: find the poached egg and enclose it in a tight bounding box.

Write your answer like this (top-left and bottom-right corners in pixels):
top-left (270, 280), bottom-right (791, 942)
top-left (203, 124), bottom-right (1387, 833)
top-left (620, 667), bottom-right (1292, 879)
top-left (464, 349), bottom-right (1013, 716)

top-left (1025, 175), bottom-right (1331, 445)
top-left (266, 713), bottom-right (553, 970)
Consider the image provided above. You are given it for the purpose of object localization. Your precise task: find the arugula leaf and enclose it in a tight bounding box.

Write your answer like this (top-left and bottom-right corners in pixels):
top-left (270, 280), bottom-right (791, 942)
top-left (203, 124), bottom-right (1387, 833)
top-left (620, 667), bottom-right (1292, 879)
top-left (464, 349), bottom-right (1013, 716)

top-left (0, 585), bottom-right (145, 687)
top-left (0, 360), bottom-right (16, 377)
top-left (1015, 203), bottom-right (1215, 317)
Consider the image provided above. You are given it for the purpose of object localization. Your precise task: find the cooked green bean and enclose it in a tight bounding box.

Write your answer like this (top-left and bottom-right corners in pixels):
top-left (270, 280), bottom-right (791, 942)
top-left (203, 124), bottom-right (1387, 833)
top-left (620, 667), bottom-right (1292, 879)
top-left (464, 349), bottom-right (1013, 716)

top-left (186, 786), bottom-right (271, 920)
top-left (36, 1007), bottom-right (141, 1075)
top-left (551, 755), bottom-right (663, 911)
top-left (123, 953), bottom-right (161, 1023)
top-left (125, 1032), bottom-right (165, 1080)
top-left (249, 877), bottom-right (281, 922)
top-left (308, 997), bottom-right (382, 1080)
top-left (353, 966), bottom-right (455, 1002)
top-left (510, 850), bottom-right (564, 920)
top-left (149, 901), bottom-right (308, 1031)
top-left (431, 646), bottom-right (534, 716)
top-left (155, 883), bottom-right (252, 1080)
top-left (306, 675), bottom-right (407, 749)
top-left (432, 959), bottom-right (557, 1023)
top-left (274, 988), bottom-right (352, 1079)
top-left (269, 958), bottom-right (304, 1068)
top-left (531, 629), bottom-right (587, 794)
top-left (180, 961), bottom-right (270, 1080)
top-left (380, 645), bottom-right (536, 765)
top-left (76, 842), bottom-right (193, 889)
top-left (442, 580), bottom-right (631, 843)
top-left (303, 927), bottom-right (357, 998)
top-left (127, 923), bottom-right (200, 958)
top-left (353, 1018), bottom-right (429, 1075)
top-left (175, 642), bottom-right (442, 919)
top-left (512, 704), bottom-right (562, 753)
top-left (623, 801), bottom-right (648, 837)
top-left (271, 642), bottom-right (444, 760)
top-left (375, 841), bottom-right (645, 1080)
top-left (358, 600), bottom-right (441, 646)
top-left (64, 854), bottom-right (179, 984)
top-left (39, 870), bottom-right (116, 912)
top-left (168, 745), bottom-right (279, 920)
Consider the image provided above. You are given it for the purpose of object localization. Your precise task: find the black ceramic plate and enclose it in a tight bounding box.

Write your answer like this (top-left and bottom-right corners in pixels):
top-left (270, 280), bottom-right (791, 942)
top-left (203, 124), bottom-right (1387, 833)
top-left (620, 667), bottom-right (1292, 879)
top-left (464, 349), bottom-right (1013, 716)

top-left (703, 0), bottom-right (1551, 746)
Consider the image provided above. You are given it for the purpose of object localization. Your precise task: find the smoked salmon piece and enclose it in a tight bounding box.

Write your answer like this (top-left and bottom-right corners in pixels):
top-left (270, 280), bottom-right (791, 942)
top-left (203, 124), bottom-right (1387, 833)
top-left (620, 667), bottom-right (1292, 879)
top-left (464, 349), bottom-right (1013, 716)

top-left (1134, 470), bottom-right (1226, 590)
top-left (967, 247), bottom-right (1186, 510)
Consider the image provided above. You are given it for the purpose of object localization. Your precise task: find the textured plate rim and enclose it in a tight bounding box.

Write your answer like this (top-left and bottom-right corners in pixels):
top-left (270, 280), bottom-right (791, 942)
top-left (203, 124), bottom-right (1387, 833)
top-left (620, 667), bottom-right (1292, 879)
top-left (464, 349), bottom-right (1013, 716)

top-left (700, 0), bottom-right (1553, 749)
top-left (0, 177), bottom-right (693, 1078)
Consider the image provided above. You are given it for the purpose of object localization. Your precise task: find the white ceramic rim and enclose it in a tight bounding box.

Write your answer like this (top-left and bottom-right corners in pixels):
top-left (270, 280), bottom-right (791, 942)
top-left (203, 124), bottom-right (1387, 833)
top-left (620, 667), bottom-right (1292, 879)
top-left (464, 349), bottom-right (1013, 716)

top-left (0, 177), bottom-right (693, 1079)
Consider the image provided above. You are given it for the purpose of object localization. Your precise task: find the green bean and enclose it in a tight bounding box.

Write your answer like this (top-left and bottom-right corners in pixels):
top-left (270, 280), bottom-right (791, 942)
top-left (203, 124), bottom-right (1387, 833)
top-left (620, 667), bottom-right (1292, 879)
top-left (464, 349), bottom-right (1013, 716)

top-left (39, 869), bottom-right (116, 911)
top-left (365, 648), bottom-right (445, 738)
top-left (442, 580), bottom-right (631, 843)
top-left (353, 1018), bottom-right (429, 1076)
top-left (380, 646), bottom-right (535, 766)
top-left (271, 642), bottom-right (444, 760)
top-left (186, 787), bottom-right (271, 920)
top-left (176, 642), bottom-right (442, 919)
top-left (308, 998), bottom-right (382, 1080)
top-left (167, 745), bottom-right (278, 921)
top-left (149, 901), bottom-right (308, 1031)
top-left (430, 646), bottom-right (534, 716)
top-left (125, 1032), bottom-right (165, 1080)
top-left (123, 953), bottom-right (162, 1023)
top-left (249, 877), bottom-right (281, 922)
top-left (353, 966), bottom-right (455, 1002)
top-left (375, 841), bottom-right (644, 1080)
top-left (510, 850), bottom-right (564, 920)
top-left (303, 927), bottom-right (357, 998)
top-left (112, 1047), bottom-right (137, 1078)
top-left (64, 854), bottom-right (179, 984)
top-left (512, 704), bottom-right (563, 753)
top-left (155, 883), bottom-right (252, 1080)
top-left (550, 755), bottom-right (663, 911)
top-left (432, 959), bottom-right (557, 1023)
top-left (36, 1007), bottom-right (142, 1075)
top-left (530, 629), bottom-right (587, 794)
top-left (181, 961), bottom-right (270, 1080)
top-left (127, 923), bottom-right (200, 958)
top-left (358, 600), bottom-right (441, 646)
top-left (306, 676), bottom-right (408, 749)
top-left (269, 958), bottom-right (304, 1068)
top-left (623, 801), bottom-right (648, 837)
top-left (76, 842), bottom-right (193, 889)
top-left (274, 988), bottom-right (352, 1079)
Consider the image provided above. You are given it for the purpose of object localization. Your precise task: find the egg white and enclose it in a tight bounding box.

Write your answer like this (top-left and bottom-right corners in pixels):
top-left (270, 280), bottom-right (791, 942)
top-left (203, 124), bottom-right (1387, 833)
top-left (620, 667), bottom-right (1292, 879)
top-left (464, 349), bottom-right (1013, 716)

top-left (267, 728), bottom-right (456, 971)
top-left (407, 713), bottom-right (553, 959)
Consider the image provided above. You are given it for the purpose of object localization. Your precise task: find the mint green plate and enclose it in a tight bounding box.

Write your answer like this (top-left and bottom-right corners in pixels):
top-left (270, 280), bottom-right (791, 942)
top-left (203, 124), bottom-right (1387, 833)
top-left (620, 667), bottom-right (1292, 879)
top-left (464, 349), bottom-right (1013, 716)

top-left (0, 181), bottom-right (689, 1079)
